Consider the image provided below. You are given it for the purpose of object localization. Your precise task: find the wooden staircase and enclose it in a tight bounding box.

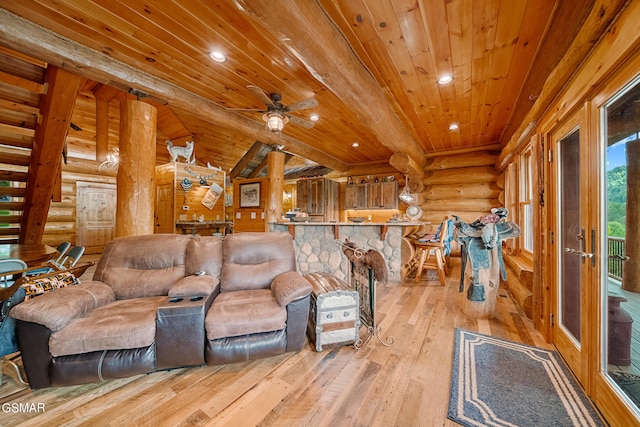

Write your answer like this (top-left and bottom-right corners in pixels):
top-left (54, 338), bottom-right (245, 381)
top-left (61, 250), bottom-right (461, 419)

top-left (0, 47), bottom-right (46, 244)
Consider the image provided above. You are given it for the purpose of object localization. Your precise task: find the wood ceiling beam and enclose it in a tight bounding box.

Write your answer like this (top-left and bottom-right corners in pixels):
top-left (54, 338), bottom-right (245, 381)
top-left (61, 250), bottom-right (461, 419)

top-left (20, 65), bottom-right (81, 244)
top-left (237, 0), bottom-right (426, 180)
top-left (229, 141), bottom-right (266, 180)
top-left (248, 154), bottom-right (271, 179)
top-left (0, 8), bottom-right (347, 173)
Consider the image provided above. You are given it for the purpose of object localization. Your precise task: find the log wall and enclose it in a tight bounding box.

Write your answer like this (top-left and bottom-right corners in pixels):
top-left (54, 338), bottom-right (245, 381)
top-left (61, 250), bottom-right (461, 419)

top-left (418, 151), bottom-right (501, 228)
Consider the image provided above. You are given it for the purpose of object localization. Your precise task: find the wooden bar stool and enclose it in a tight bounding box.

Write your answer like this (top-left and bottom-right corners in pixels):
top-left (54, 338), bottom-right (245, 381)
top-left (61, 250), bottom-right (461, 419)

top-left (412, 217), bottom-right (451, 286)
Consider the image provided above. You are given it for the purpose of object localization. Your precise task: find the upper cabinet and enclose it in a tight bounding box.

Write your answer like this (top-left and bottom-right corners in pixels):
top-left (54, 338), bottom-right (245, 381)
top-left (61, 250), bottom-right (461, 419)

top-left (345, 181), bottom-right (397, 210)
top-left (368, 181), bottom-right (398, 209)
top-left (296, 178), bottom-right (339, 221)
top-left (344, 183), bottom-right (368, 209)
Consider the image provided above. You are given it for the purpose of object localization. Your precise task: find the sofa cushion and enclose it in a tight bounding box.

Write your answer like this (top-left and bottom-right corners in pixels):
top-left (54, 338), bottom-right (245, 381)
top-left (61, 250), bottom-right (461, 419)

top-left (94, 234), bottom-right (191, 299)
top-left (220, 232), bottom-right (297, 293)
top-left (185, 236), bottom-right (223, 280)
top-left (205, 289), bottom-right (286, 340)
top-left (49, 296), bottom-right (166, 357)
top-left (10, 281), bottom-right (116, 332)
top-left (169, 275), bottom-right (219, 297)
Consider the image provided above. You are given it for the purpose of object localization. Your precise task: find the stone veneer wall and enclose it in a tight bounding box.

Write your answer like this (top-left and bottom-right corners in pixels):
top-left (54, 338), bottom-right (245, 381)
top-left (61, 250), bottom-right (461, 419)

top-left (271, 223), bottom-right (402, 282)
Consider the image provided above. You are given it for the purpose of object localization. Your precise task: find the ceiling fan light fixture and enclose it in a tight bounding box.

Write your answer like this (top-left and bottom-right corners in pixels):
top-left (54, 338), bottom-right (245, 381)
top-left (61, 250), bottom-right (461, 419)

top-left (449, 123), bottom-right (459, 130)
top-left (263, 111), bottom-right (288, 133)
top-left (309, 113), bottom-right (319, 121)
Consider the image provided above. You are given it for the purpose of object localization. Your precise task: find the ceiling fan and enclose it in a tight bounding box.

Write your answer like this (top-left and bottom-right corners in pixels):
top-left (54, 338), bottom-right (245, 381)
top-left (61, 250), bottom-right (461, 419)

top-left (231, 85), bottom-right (318, 133)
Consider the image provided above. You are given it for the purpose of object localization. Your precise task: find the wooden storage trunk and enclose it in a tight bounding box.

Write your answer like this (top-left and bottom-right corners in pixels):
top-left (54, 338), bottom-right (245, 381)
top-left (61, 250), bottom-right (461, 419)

top-left (305, 272), bottom-right (360, 351)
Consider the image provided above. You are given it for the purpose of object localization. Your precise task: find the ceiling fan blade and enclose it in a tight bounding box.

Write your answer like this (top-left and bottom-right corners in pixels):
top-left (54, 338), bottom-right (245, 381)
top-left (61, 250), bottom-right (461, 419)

top-left (285, 98), bottom-right (318, 113)
top-left (286, 114), bottom-right (315, 129)
top-left (247, 84), bottom-right (275, 107)
top-left (227, 108), bottom-right (265, 112)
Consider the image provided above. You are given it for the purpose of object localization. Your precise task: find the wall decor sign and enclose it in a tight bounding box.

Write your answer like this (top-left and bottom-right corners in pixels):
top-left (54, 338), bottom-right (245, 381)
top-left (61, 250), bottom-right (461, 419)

top-left (239, 182), bottom-right (260, 208)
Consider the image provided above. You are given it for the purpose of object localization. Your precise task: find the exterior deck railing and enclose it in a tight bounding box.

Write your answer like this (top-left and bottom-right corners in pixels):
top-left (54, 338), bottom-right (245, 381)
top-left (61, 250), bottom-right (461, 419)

top-left (608, 236), bottom-right (625, 281)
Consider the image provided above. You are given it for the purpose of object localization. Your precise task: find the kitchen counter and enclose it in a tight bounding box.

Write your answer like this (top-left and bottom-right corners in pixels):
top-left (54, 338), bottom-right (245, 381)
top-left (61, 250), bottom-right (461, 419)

top-left (272, 220), bottom-right (427, 240)
top-left (270, 221), bottom-right (430, 282)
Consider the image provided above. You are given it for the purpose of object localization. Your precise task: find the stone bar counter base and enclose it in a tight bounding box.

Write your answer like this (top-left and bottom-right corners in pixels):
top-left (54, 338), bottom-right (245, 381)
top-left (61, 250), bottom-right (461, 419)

top-left (271, 222), bottom-right (419, 282)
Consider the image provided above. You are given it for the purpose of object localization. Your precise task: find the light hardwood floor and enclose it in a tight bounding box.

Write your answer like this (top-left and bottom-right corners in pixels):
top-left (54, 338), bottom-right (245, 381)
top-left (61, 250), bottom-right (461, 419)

top-left (0, 261), bottom-right (551, 427)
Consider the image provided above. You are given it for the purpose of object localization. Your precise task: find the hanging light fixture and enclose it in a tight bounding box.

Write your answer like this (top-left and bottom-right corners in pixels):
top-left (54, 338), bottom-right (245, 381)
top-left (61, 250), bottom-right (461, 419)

top-left (98, 148), bottom-right (120, 171)
top-left (399, 173), bottom-right (416, 204)
top-left (263, 111), bottom-right (289, 134)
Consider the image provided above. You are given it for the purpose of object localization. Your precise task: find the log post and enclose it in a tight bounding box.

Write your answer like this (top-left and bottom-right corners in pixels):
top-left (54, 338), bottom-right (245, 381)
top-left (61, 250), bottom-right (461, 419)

top-left (462, 245), bottom-right (502, 319)
top-left (116, 100), bottom-right (157, 237)
top-left (622, 140), bottom-right (640, 292)
top-left (265, 150), bottom-right (285, 231)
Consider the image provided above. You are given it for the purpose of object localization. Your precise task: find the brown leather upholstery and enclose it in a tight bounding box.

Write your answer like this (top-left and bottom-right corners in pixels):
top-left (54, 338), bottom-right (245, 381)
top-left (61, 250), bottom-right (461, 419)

top-left (206, 232), bottom-right (312, 365)
top-left (220, 232), bottom-right (297, 292)
top-left (12, 232), bottom-right (311, 388)
top-left (94, 234), bottom-right (192, 299)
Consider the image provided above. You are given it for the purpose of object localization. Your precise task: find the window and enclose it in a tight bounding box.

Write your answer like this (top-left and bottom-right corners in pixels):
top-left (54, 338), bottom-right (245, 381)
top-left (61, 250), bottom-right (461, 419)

top-left (519, 149), bottom-right (534, 254)
top-left (504, 145), bottom-right (535, 258)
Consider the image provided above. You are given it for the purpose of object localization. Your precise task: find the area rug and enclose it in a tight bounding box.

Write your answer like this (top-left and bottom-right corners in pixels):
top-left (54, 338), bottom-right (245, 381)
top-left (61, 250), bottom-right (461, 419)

top-left (448, 329), bottom-right (603, 427)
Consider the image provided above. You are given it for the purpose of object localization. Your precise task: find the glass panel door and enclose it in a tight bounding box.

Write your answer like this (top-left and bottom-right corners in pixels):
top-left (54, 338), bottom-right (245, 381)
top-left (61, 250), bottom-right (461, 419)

top-left (559, 128), bottom-right (582, 342)
top-left (551, 110), bottom-right (590, 385)
top-left (602, 78), bottom-right (640, 415)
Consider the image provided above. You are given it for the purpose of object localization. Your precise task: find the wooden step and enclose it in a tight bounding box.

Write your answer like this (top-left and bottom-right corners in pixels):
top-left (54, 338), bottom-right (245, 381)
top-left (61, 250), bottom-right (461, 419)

top-left (0, 214), bottom-right (22, 224)
top-left (0, 170), bottom-right (28, 182)
top-left (0, 187), bottom-right (25, 197)
top-left (0, 202), bottom-right (23, 211)
top-left (0, 150), bottom-right (30, 167)
top-left (0, 226), bottom-right (20, 236)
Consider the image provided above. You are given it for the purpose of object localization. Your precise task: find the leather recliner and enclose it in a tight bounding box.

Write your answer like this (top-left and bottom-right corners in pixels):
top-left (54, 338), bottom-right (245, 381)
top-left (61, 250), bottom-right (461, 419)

top-left (10, 232), bottom-right (312, 389)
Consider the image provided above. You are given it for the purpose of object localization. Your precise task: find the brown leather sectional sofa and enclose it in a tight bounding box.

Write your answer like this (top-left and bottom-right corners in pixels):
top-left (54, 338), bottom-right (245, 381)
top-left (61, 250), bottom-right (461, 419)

top-left (10, 232), bottom-right (312, 389)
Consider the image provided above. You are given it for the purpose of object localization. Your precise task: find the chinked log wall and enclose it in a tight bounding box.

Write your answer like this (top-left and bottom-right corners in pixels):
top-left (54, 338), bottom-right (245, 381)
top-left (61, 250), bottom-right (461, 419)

top-left (419, 150), bottom-right (501, 226)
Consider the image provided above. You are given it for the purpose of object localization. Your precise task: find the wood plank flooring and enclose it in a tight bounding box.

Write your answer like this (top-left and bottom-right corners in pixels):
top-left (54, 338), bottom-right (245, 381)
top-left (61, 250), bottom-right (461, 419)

top-left (0, 262), bottom-right (551, 426)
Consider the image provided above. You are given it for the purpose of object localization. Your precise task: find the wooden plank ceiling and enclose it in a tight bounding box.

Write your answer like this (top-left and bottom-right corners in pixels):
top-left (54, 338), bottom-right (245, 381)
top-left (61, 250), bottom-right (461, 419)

top-left (0, 0), bottom-right (606, 175)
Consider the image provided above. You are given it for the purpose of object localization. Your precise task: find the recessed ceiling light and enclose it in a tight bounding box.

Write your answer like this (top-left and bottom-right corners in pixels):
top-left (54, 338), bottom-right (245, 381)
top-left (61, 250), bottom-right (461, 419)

top-left (352, 142), bottom-right (359, 147)
top-left (209, 51), bottom-right (226, 63)
top-left (438, 74), bottom-right (453, 85)
top-left (449, 123), bottom-right (459, 130)
top-left (310, 113), bottom-right (319, 121)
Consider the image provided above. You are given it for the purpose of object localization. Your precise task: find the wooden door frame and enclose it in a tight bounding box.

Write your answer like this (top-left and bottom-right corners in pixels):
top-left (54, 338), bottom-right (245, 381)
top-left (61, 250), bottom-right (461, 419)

top-left (546, 105), bottom-right (592, 389)
top-left (588, 55), bottom-right (640, 425)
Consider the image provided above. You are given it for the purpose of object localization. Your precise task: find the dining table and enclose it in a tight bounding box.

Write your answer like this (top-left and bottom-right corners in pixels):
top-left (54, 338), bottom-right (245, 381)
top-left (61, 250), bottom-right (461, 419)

top-left (0, 243), bottom-right (58, 267)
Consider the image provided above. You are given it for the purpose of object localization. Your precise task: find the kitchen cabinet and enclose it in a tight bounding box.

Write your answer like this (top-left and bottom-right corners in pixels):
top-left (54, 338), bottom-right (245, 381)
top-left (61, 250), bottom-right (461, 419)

top-left (344, 183), bottom-right (368, 209)
top-left (368, 181), bottom-right (398, 209)
top-left (296, 178), bottom-right (339, 221)
top-left (345, 181), bottom-right (397, 210)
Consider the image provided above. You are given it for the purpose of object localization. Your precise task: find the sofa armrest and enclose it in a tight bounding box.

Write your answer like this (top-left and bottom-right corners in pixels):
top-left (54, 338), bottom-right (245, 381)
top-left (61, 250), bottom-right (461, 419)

top-left (271, 271), bottom-right (312, 307)
top-left (169, 275), bottom-right (219, 298)
top-left (10, 281), bottom-right (115, 332)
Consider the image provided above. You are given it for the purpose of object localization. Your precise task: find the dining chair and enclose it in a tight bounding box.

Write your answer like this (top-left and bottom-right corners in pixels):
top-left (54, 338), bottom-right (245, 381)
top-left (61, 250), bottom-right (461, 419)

top-left (0, 280), bottom-right (28, 386)
top-left (412, 217), bottom-right (454, 286)
top-left (58, 245), bottom-right (85, 269)
top-left (24, 241), bottom-right (72, 276)
top-left (0, 259), bottom-right (28, 288)
top-left (0, 260), bottom-right (29, 386)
